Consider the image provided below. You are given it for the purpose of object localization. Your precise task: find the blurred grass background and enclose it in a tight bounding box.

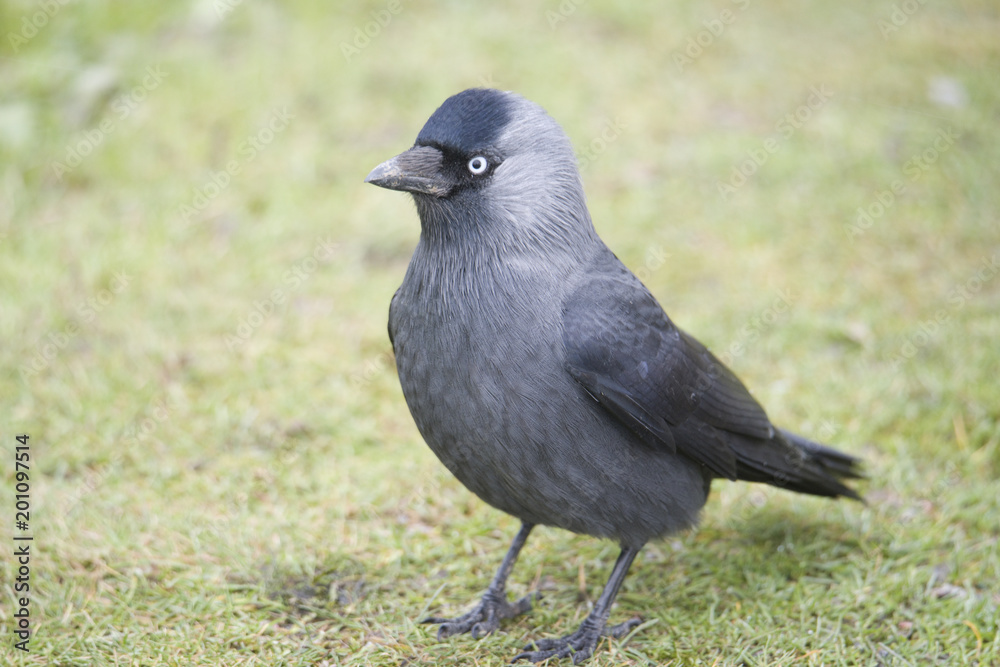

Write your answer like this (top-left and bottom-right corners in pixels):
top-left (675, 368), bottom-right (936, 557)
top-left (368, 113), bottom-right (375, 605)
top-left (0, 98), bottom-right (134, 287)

top-left (1, 0), bottom-right (999, 665)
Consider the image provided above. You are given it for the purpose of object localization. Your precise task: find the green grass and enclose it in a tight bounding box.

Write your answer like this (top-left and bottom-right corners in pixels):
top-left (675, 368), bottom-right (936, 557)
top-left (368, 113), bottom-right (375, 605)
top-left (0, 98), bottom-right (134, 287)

top-left (2, 1), bottom-right (999, 665)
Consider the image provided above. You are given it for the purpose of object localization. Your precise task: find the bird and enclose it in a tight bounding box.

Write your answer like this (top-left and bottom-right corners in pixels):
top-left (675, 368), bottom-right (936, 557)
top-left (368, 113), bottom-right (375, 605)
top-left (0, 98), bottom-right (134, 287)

top-left (365, 88), bottom-right (863, 664)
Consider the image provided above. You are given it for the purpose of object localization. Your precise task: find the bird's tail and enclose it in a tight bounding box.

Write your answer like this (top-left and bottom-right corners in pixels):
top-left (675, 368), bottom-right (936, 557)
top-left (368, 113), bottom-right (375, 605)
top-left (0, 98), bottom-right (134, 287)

top-left (732, 428), bottom-right (865, 501)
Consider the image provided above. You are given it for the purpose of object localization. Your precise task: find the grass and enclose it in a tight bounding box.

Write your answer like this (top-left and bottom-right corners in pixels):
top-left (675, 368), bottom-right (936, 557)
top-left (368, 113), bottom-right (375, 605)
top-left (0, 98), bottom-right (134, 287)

top-left (1, 0), bottom-right (999, 665)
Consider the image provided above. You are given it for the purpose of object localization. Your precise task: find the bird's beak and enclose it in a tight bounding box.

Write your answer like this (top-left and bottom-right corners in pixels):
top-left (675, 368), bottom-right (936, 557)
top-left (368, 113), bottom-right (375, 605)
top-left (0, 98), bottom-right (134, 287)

top-left (364, 145), bottom-right (451, 198)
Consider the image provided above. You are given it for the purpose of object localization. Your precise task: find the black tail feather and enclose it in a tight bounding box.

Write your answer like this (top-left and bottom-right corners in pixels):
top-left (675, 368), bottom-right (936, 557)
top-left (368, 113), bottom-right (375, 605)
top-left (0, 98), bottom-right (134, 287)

top-left (783, 429), bottom-right (865, 481)
top-left (730, 428), bottom-right (864, 501)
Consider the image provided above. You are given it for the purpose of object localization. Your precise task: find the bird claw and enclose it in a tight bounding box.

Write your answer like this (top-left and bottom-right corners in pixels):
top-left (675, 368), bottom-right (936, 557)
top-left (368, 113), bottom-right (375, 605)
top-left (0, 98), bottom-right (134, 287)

top-left (422, 590), bottom-right (538, 640)
top-left (513, 617), bottom-right (642, 664)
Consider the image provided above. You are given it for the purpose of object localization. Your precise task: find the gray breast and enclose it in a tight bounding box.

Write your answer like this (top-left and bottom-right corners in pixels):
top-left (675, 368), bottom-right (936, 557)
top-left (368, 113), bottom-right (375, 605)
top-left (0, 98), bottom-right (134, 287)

top-left (389, 255), bottom-right (710, 547)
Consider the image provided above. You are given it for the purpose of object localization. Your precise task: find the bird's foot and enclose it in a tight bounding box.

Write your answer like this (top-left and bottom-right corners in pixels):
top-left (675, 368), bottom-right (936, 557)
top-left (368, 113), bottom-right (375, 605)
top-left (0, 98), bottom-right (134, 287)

top-left (513, 616), bottom-right (642, 664)
top-left (422, 589), bottom-right (538, 640)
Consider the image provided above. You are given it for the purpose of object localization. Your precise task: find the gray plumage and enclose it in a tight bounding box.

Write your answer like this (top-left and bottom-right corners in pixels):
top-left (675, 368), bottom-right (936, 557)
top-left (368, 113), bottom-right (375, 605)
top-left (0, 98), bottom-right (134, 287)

top-left (366, 88), bottom-right (862, 663)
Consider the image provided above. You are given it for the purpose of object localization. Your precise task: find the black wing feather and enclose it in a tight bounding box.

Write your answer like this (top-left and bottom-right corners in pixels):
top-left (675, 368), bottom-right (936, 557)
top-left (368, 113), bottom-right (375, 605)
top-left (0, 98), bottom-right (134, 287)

top-left (562, 255), bottom-right (772, 480)
top-left (561, 251), bottom-right (862, 500)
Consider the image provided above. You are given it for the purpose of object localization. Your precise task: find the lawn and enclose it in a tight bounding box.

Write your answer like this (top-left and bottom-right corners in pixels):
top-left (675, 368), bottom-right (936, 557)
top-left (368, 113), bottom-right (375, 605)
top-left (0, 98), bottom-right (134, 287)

top-left (1, 1), bottom-right (999, 665)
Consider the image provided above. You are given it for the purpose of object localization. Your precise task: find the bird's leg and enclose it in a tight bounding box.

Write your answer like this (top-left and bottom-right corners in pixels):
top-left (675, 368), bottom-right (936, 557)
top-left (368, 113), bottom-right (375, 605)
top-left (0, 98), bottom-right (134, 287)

top-left (515, 545), bottom-right (643, 664)
top-left (422, 522), bottom-right (537, 639)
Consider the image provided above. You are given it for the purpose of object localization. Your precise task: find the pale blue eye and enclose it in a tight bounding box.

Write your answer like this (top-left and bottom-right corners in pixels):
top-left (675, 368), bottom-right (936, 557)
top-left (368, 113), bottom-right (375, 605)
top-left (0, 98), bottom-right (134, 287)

top-left (468, 156), bottom-right (488, 174)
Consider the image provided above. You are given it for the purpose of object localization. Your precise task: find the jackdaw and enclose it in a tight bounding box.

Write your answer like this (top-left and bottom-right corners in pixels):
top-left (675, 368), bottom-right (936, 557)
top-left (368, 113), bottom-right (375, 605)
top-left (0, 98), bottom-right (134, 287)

top-left (365, 88), bottom-right (862, 664)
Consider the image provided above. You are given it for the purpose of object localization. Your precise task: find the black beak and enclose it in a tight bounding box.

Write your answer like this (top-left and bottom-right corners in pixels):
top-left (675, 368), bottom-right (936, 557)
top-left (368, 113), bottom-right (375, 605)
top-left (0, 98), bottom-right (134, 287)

top-left (365, 145), bottom-right (451, 198)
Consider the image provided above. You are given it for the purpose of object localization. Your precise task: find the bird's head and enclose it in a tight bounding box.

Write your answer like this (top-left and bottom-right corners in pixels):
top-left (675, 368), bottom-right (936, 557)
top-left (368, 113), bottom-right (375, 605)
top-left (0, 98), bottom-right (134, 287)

top-left (366, 89), bottom-right (596, 253)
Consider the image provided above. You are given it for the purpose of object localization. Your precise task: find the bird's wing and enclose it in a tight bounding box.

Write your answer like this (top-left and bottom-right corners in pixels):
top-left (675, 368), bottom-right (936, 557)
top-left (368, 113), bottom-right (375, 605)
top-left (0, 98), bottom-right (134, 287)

top-left (561, 256), bottom-right (773, 480)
